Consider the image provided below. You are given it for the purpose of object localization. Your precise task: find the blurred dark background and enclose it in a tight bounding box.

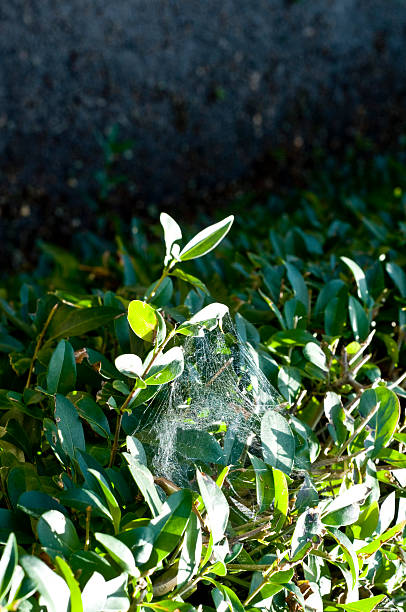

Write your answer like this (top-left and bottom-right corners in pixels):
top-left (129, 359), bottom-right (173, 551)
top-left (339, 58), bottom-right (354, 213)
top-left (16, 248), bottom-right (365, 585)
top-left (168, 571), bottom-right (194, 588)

top-left (1, 0), bottom-right (406, 269)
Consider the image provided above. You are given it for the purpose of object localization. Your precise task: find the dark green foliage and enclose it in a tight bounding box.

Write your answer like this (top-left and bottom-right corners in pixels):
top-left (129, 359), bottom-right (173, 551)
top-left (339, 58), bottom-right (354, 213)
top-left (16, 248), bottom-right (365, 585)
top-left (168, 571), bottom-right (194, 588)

top-left (0, 154), bottom-right (405, 610)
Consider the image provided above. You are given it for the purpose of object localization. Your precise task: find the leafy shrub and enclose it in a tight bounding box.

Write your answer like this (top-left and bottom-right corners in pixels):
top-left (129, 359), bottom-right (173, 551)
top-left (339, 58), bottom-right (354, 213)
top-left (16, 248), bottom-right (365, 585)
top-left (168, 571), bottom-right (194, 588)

top-left (0, 159), bottom-right (405, 610)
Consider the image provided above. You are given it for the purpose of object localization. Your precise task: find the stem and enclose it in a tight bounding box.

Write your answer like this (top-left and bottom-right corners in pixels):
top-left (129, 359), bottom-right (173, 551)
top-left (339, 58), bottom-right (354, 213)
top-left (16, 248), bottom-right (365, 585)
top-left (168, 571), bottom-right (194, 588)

top-left (25, 303), bottom-right (59, 389)
top-left (146, 266), bottom-right (171, 302)
top-left (337, 401), bottom-right (380, 459)
top-left (84, 506), bottom-right (92, 551)
top-left (108, 327), bottom-right (177, 468)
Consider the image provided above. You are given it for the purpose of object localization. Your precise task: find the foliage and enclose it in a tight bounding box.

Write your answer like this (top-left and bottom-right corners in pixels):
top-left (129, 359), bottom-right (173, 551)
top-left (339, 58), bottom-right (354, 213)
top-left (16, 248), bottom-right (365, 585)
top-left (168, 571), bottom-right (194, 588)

top-left (0, 154), bottom-right (405, 611)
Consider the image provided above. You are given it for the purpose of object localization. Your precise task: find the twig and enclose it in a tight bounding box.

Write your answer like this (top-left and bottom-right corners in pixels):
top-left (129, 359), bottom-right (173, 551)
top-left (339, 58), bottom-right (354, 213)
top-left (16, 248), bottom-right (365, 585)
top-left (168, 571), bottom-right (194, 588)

top-left (206, 358), bottom-right (233, 386)
top-left (25, 302), bottom-right (59, 389)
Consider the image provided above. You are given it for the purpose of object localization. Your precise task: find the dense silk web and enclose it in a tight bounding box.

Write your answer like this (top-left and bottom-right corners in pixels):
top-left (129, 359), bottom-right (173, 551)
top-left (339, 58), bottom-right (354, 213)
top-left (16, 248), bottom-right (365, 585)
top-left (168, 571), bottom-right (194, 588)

top-left (132, 316), bottom-right (283, 485)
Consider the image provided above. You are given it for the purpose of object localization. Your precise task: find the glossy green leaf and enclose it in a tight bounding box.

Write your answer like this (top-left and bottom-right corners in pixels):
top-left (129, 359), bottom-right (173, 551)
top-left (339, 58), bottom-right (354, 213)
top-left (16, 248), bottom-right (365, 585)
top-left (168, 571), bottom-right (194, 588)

top-left (197, 470), bottom-right (229, 544)
top-left (81, 571), bottom-right (108, 612)
top-left (144, 276), bottom-right (174, 307)
top-left (20, 555), bottom-right (70, 612)
top-left (348, 295), bottom-right (369, 341)
top-left (160, 212), bottom-right (182, 266)
top-left (144, 346), bottom-right (184, 385)
top-left (261, 411), bottom-right (295, 475)
top-left (177, 302), bottom-right (229, 336)
top-left (351, 502), bottom-right (379, 540)
top-left (127, 300), bottom-right (159, 343)
top-left (291, 508), bottom-right (323, 561)
top-left (17, 490), bottom-right (67, 519)
top-left (386, 261), bottom-right (406, 297)
top-left (273, 468), bottom-right (289, 531)
top-left (124, 453), bottom-right (162, 517)
top-left (314, 279), bottom-right (346, 316)
top-left (323, 504), bottom-right (360, 527)
top-left (46, 339), bottom-right (77, 395)
top-left (88, 469), bottom-right (121, 535)
top-left (341, 256), bottom-right (370, 305)
top-left (357, 520), bottom-right (406, 556)
top-left (74, 393), bottom-right (111, 439)
top-left (0, 533), bottom-right (18, 602)
top-left (47, 306), bottom-right (121, 341)
top-left (324, 294), bottom-right (348, 337)
top-left (371, 386), bottom-right (400, 457)
top-left (147, 489), bottom-right (193, 567)
top-left (55, 556), bottom-right (83, 612)
top-left (337, 594), bottom-right (386, 611)
top-left (285, 262), bottom-right (309, 311)
top-left (54, 394), bottom-right (85, 461)
top-left (327, 527), bottom-right (359, 588)
top-left (177, 512), bottom-right (202, 587)
top-left (170, 269), bottom-right (209, 295)
top-left (303, 341), bottom-right (327, 372)
top-left (179, 215), bottom-right (234, 261)
top-left (249, 454), bottom-right (275, 513)
top-left (37, 510), bottom-right (81, 559)
top-left (114, 353), bottom-right (143, 379)
top-left (95, 533), bottom-right (139, 577)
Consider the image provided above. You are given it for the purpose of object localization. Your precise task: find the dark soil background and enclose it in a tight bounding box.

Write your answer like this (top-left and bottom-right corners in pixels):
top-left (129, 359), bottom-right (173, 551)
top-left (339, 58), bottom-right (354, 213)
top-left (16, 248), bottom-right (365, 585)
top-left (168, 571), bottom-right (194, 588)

top-left (1, 0), bottom-right (406, 270)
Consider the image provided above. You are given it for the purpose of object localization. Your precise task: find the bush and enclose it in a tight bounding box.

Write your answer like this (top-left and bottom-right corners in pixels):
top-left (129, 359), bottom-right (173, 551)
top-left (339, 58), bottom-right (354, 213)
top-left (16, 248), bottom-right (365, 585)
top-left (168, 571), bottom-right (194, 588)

top-left (0, 156), bottom-right (405, 610)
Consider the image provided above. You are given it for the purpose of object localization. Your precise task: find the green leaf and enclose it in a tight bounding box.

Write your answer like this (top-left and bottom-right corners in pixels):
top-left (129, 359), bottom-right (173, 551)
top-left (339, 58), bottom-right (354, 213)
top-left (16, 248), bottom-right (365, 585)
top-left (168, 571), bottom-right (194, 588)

top-left (324, 294), bottom-right (348, 337)
top-left (160, 212), bottom-right (182, 266)
top-left (88, 469), bottom-right (121, 535)
top-left (95, 533), bottom-right (139, 577)
top-left (114, 354), bottom-right (143, 379)
top-left (59, 487), bottom-right (113, 521)
top-left (261, 411), bottom-right (295, 475)
top-left (147, 489), bottom-right (193, 567)
top-left (17, 490), bottom-right (67, 519)
top-left (337, 594), bottom-right (386, 611)
top-left (284, 262), bottom-right (309, 311)
top-left (20, 555), bottom-right (70, 612)
top-left (291, 508), bottom-right (323, 561)
top-left (170, 269), bottom-right (209, 295)
top-left (348, 296), bottom-right (369, 341)
top-left (144, 346), bottom-right (184, 385)
top-left (37, 510), bottom-right (81, 559)
top-left (54, 394), bottom-right (85, 462)
top-left (341, 256), bottom-right (370, 305)
top-left (314, 279), bottom-right (346, 316)
top-left (357, 520), bottom-right (406, 556)
top-left (81, 572), bottom-right (107, 612)
top-left (179, 215), bottom-right (234, 261)
top-left (177, 513), bottom-right (202, 587)
top-left (47, 306), bottom-right (121, 341)
top-left (258, 289), bottom-right (286, 330)
top-left (273, 468), bottom-right (289, 530)
top-left (55, 556), bottom-right (83, 612)
top-left (303, 342), bottom-right (327, 372)
top-left (0, 333), bottom-right (24, 353)
top-left (351, 501), bottom-right (379, 540)
top-left (324, 392), bottom-right (349, 446)
top-left (212, 582), bottom-right (245, 612)
top-left (127, 300), bottom-right (159, 343)
top-left (295, 475), bottom-right (319, 512)
top-left (371, 386), bottom-right (400, 457)
top-left (323, 504), bottom-right (360, 527)
top-left (269, 329), bottom-right (314, 347)
top-left (326, 527), bottom-right (359, 588)
top-left (177, 302), bottom-right (229, 336)
top-left (144, 277), bottom-right (174, 307)
top-left (386, 261), bottom-right (406, 297)
top-left (197, 470), bottom-right (229, 544)
top-left (46, 339), bottom-right (77, 395)
top-left (175, 429), bottom-right (225, 464)
top-left (73, 394), bottom-right (111, 439)
top-left (277, 366), bottom-right (301, 403)
top-left (0, 533), bottom-right (18, 602)
top-left (249, 454), bottom-right (275, 513)
top-left (124, 453), bottom-right (162, 517)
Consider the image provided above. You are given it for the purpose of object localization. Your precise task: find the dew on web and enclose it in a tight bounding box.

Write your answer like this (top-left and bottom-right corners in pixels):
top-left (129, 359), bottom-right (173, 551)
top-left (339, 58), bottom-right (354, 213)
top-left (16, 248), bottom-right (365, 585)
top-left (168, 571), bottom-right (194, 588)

top-left (131, 315), bottom-right (283, 485)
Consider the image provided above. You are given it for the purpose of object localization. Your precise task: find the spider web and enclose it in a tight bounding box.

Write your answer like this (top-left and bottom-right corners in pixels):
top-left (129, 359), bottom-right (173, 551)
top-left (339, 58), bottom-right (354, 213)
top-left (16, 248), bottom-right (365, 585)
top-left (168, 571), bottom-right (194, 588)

top-left (131, 315), bottom-right (283, 485)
